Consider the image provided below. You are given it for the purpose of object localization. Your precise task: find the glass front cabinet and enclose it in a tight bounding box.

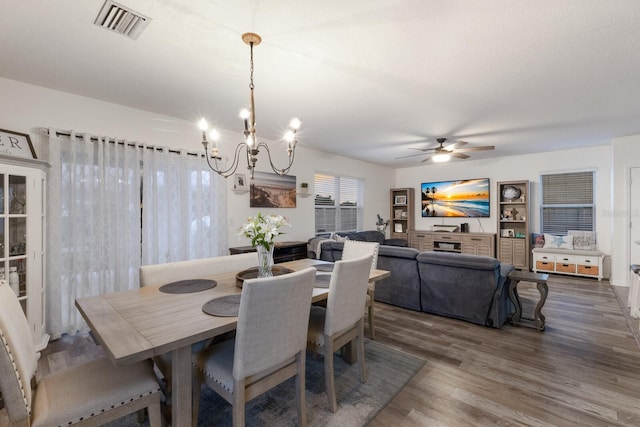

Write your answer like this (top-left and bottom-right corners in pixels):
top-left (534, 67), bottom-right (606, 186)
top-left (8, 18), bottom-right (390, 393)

top-left (0, 156), bottom-right (49, 351)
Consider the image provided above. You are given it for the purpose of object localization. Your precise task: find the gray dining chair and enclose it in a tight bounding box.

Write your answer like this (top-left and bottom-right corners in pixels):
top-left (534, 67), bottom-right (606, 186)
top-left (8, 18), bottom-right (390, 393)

top-left (307, 254), bottom-right (373, 412)
top-left (192, 267), bottom-right (317, 427)
top-left (139, 252), bottom-right (258, 412)
top-left (0, 280), bottom-right (162, 427)
top-left (342, 240), bottom-right (380, 339)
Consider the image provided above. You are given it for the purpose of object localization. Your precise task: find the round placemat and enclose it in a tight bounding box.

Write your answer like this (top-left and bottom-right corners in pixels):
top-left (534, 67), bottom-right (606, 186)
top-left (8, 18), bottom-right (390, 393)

top-left (314, 263), bottom-right (335, 272)
top-left (159, 279), bottom-right (217, 294)
top-left (202, 295), bottom-right (241, 317)
top-left (314, 274), bottom-right (332, 288)
top-left (235, 266), bottom-right (295, 288)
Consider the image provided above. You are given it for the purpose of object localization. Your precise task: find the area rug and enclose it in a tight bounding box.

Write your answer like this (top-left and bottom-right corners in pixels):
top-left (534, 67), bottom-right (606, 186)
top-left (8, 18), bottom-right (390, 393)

top-left (106, 340), bottom-right (425, 427)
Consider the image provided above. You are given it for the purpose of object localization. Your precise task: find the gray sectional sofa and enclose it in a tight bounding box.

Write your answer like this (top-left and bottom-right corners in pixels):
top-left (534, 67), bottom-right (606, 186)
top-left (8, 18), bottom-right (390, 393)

top-left (308, 231), bottom-right (514, 328)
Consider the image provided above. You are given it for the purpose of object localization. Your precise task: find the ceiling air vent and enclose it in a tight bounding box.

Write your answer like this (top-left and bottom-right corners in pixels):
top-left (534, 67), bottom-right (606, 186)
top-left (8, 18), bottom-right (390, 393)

top-left (94, 0), bottom-right (151, 40)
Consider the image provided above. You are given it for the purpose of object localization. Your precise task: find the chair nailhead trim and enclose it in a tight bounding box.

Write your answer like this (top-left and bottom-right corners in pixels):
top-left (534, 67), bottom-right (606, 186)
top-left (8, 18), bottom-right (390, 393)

top-left (0, 330), bottom-right (31, 414)
top-left (59, 389), bottom-right (160, 426)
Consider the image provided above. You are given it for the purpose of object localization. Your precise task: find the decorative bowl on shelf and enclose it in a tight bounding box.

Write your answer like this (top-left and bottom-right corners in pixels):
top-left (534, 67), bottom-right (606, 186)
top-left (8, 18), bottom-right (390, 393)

top-left (501, 185), bottom-right (521, 201)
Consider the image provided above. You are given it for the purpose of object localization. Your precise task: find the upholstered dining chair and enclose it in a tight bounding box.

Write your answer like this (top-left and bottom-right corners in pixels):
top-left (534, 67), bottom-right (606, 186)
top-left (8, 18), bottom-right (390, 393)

top-left (342, 240), bottom-right (380, 339)
top-left (307, 254), bottom-right (373, 412)
top-left (139, 252), bottom-right (258, 410)
top-left (0, 280), bottom-right (162, 427)
top-left (192, 267), bottom-right (317, 427)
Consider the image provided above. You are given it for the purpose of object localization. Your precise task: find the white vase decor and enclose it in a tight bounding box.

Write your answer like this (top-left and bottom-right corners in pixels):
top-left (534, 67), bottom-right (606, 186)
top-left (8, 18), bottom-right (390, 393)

top-left (9, 266), bottom-right (19, 296)
top-left (240, 212), bottom-right (291, 278)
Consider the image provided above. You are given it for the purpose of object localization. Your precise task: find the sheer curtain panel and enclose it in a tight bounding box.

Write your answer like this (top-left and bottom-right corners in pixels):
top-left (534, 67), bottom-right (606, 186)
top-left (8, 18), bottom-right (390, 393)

top-left (141, 147), bottom-right (227, 265)
top-left (47, 130), bottom-right (143, 338)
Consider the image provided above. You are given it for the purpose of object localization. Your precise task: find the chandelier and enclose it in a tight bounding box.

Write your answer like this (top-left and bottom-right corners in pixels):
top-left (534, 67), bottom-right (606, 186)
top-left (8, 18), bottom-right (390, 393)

top-left (198, 32), bottom-right (301, 179)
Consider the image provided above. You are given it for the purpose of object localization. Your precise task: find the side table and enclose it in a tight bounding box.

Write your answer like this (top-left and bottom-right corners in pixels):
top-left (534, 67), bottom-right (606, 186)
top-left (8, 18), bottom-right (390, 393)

top-left (508, 270), bottom-right (549, 331)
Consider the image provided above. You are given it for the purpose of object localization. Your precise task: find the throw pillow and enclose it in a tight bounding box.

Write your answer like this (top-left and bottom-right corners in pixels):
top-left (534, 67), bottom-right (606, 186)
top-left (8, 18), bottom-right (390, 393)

top-left (543, 233), bottom-right (573, 250)
top-left (330, 232), bottom-right (349, 242)
top-left (568, 230), bottom-right (596, 250)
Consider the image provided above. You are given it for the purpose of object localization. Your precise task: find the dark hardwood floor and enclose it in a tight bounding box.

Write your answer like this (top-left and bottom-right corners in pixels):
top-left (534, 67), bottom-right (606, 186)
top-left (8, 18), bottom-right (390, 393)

top-left (2, 274), bottom-right (640, 426)
top-left (371, 276), bottom-right (640, 426)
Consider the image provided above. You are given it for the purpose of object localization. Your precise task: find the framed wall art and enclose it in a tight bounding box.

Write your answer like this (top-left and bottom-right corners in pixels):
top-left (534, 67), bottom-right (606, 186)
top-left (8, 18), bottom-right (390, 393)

top-left (250, 171), bottom-right (296, 208)
top-left (394, 195), bottom-right (407, 205)
top-left (234, 174), bottom-right (248, 191)
top-left (0, 129), bottom-right (37, 159)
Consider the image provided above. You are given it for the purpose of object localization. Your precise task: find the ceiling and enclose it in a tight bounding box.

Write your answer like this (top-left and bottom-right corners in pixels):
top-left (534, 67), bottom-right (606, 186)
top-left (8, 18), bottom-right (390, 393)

top-left (1, 0), bottom-right (639, 168)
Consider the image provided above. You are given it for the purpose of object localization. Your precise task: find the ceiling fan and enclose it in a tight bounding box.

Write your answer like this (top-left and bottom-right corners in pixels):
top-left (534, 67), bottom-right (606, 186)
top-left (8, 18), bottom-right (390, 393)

top-left (396, 138), bottom-right (495, 163)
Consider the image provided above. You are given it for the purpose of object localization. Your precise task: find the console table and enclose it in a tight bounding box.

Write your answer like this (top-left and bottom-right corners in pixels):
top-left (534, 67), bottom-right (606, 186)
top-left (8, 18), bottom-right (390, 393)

top-left (229, 241), bottom-right (307, 263)
top-left (508, 270), bottom-right (549, 331)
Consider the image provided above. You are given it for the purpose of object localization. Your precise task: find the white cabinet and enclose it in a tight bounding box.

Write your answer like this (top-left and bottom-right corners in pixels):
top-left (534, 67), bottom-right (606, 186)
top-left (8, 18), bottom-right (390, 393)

top-left (0, 156), bottom-right (49, 350)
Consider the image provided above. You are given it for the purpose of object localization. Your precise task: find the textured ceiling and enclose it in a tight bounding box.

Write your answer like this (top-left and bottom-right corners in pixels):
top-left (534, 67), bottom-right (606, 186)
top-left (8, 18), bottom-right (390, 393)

top-left (1, 0), bottom-right (639, 167)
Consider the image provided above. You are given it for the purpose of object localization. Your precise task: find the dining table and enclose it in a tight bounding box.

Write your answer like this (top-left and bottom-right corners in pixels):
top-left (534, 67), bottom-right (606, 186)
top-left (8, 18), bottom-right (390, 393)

top-left (75, 258), bottom-right (390, 427)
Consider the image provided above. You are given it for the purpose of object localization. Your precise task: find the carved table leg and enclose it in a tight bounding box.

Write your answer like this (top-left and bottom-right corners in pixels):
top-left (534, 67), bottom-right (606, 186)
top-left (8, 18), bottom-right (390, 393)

top-left (534, 282), bottom-right (549, 330)
top-left (508, 279), bottom-right (522, 324)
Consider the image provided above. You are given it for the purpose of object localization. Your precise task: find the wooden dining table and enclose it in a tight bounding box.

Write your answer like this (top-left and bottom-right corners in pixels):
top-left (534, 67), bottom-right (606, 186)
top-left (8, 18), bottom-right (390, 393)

top-left (75, 258), bottom-right (390, 427)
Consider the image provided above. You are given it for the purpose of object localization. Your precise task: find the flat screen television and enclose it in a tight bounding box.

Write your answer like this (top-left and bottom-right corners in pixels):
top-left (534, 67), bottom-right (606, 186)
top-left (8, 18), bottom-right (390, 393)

top-left (421, 178), bottom-right (490, 217)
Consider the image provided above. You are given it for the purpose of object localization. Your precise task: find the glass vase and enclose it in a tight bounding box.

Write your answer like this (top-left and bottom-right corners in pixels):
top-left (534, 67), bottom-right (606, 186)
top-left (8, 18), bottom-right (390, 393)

top-left (256, 244), bottom-right (274, 278)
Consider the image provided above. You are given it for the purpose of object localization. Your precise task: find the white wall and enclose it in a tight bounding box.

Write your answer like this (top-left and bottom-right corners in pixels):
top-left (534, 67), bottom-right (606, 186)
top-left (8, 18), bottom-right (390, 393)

top-left (395, 145), bottom-right (613, 265)
top-left (611, 137), bottom-right (640, 286)
top-left (0, 77), bottom-right (394, 249)
top-left (4, 77), bottom-right (633, 283)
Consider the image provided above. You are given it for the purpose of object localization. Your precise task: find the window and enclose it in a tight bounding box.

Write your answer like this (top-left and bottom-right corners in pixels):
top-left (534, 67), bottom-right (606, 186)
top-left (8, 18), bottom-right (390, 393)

top-left (314, 173), bottom-right (363, 235)
top-left (540, 171), bottom-right (595, 234)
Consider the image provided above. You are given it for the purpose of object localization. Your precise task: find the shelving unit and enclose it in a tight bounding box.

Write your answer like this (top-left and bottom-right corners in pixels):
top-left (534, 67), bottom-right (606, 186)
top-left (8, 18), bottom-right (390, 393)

top-left (0, 155), bottom-right (49, 351)
top-left (497, 180), bottom-right (530, 270)
top-left (390, 188), bottom-right (415, 240)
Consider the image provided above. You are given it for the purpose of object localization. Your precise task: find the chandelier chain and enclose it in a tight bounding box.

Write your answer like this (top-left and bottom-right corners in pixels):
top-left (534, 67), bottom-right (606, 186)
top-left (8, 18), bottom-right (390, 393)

top-left (249, 42), bottom-right (255, 90)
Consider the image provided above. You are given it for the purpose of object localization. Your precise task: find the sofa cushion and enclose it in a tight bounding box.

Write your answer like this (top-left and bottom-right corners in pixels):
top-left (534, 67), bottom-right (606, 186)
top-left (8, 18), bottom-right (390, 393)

top-left (417, 252), bottom-right (499, 271)
top-left (417, 252), bottom-right (507, 327)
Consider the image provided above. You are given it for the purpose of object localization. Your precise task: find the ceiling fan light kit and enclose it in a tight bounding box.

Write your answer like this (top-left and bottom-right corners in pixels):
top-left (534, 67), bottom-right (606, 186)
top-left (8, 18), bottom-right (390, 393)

top-left (432, 153), bottom-right (451, 163)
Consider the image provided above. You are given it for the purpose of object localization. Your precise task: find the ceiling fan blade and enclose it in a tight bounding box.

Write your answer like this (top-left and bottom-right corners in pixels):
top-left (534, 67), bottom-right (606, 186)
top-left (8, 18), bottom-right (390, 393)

top-left (420, 155), bottom-right (432, 163)
top-left (443, 141), bottom-right (468, 151)
top-left (408, 146), bottom-right (437, 152)
top-left (453, 145), bottom-right (495, 153)
top-left (452, 152), bottom-right (470, 159)
top-left (395, 152), bottom-right (433, 159)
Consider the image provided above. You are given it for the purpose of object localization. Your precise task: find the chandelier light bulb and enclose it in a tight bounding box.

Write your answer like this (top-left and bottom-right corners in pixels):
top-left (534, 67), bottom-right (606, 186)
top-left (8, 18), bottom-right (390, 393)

top-left (289, 118), bottom-right (301, 130)
top-left (198, 118), bottom-right (208, 131)
top-left (239, 109), bottom-right (250, 119)
top-left (208, 129), bottom-right (220, 141)
top-left (284, 130), bottom-right (295, 143)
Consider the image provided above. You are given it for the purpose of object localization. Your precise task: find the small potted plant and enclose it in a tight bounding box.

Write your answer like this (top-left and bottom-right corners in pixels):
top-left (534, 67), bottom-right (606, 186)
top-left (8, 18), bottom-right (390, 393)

top-left (300, 182), bottom-right (309, 195)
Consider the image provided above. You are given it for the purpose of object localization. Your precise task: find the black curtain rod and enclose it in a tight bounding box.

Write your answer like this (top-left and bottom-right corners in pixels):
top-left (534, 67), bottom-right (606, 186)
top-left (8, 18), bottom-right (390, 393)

top-left (47, 129), bottom-right (204, 158)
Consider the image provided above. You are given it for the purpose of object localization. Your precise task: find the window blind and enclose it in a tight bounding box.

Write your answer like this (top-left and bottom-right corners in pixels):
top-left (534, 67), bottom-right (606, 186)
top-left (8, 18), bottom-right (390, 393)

top-left (314, 173), bottom-right (363, 234)
top-left (541, 171), bottom-right (594, 234)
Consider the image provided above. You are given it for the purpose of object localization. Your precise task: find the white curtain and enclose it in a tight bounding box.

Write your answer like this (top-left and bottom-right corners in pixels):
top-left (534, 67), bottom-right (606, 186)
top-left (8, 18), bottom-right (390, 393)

top-left (141, 146), bottom-right (227, 264)
top-left (47, 131), bottom-right (143, 338)
top-left (46, 130), bottom-right (228, 339)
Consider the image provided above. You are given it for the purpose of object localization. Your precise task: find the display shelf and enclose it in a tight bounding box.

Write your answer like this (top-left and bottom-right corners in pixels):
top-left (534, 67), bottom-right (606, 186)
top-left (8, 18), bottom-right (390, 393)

top-left (390, 188), bottom-right (415, 239)
top-left (497, 180), bottom-right (530, 270)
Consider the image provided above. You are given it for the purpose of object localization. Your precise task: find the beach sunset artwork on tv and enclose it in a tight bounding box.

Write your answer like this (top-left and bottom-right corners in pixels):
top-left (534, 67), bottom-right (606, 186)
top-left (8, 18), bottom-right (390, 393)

top-left (421, 178), bottom-right (490, 217)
